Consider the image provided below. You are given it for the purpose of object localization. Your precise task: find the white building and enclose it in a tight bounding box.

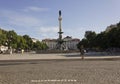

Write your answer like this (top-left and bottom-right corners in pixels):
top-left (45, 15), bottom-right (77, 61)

top-left (42, 36), bottom-right (80, 50)
top-left (64, 36), bottom-right (80, 50)
top-left (105, 24), bottom-right (117, 32)
top-left (42, 39), bottom-right (57, 50)
top-left (31, 38), bottom-right (40, 43)
top-left (0, 45), bottom-right (8, 53)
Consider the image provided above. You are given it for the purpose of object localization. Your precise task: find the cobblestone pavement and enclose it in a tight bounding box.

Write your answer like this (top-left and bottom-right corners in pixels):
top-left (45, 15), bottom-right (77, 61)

top-left (0, 60), bottom-right (120, 84)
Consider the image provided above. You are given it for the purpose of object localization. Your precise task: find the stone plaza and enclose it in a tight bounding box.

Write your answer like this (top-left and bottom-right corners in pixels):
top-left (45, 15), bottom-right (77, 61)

top-left (0, 53), bottom-right (120, 84)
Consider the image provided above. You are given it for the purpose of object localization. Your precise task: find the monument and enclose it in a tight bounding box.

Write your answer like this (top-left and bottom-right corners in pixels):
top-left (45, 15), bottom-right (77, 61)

top-left (56, 10), bottom-right (65, 50)
top-left (42, 10), bottom-right (80, 51)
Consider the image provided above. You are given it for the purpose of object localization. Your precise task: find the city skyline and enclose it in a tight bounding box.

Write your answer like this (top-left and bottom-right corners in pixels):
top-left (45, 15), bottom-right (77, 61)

top-left (0, 0), bottom-right (120, 40)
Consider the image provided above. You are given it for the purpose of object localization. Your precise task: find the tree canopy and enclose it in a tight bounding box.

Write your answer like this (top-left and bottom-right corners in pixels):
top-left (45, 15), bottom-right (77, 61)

top-left (0, 28), bottom-right (48, 51)
top-left (77, 22), bottom-right (120, 51)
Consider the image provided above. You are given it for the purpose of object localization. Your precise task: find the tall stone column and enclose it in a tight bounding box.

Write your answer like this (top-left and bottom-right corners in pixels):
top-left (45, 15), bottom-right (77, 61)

top-left (58, 10), bottom-right (63, 40)
top-left (56, 10), bottom-right (65, 50)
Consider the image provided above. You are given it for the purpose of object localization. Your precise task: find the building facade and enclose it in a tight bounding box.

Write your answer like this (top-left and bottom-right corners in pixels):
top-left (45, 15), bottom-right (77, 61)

top-left (42, 36), bottom-right (80, 50)
top-left (42, 39), bottom-right (57, 50)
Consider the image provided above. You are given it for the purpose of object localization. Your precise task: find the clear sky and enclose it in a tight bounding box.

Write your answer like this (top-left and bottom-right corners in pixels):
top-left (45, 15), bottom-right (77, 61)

top-left (0, 0), bottom-right (120, 40)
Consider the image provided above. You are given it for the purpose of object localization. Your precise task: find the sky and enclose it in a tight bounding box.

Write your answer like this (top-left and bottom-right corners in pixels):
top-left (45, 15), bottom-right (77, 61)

top-left (0, 0), bottom-right (120, 40)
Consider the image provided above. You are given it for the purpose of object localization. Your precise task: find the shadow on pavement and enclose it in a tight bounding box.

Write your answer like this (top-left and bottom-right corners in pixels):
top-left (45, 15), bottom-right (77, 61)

top-left (63, 53), bottom-right (80, 57)
top-left (63, 52), bottom-right (120, 57)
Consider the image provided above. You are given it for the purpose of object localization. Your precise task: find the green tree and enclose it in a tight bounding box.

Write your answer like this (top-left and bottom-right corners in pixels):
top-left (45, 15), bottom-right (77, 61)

top-left (17, 36), bottom-right (27, 49)
top-left (94, 32), bottom-right (109, 49)
top-left (107, 27), bottom-right (120, 48)
top-left (0, 29), bottom-right (7, 46)
top-left (33, 41), bottom-right (42, 50)
top-left (6, 30), bottom-right (18, 49)
top-left (85, 31), bottom-right (96, 48)
top-left (33, 41), bottom-right (48, 50)
top-left (0, 34), bottom-right (7, 46)
top-left (77, 38), bottom-right (88, 49)
top-left (23, 35), bottom-right (33, 50)
top-left (41, 42), bottom-right (48, 50)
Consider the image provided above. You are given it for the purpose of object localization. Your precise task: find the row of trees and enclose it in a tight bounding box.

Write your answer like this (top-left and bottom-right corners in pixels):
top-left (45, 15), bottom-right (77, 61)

top-left (77, 22), bottom-right (120, 51)
top-left (0, 28), bottom-right (48, 51)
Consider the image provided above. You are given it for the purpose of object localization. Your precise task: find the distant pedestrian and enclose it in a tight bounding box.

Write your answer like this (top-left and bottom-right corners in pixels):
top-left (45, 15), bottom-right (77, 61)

top-left (21, 49), bottom-right (24, 54)
top-left (80, 45), bottom-right (85, 60)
